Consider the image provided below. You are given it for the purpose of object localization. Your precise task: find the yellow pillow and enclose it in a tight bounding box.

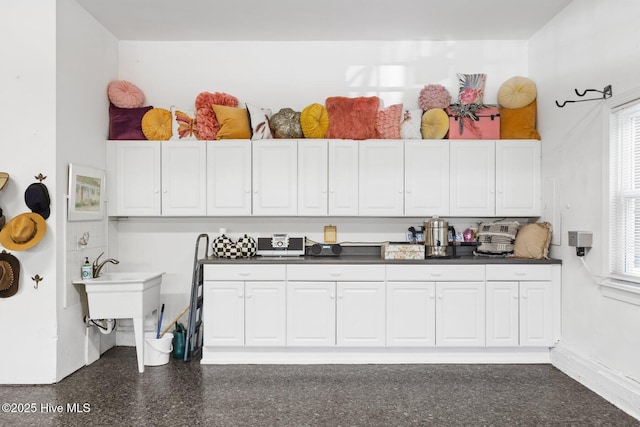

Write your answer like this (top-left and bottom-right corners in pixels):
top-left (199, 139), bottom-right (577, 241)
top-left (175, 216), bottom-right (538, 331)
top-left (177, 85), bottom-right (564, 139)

top-left (141, 108), bottom-right (172, 140)
top-left (514, 222), bottom-right (552, 259)
top-left (212, 105), bottom-right (251, 140)
top-left (498, 76), bottom-right (537, 109)
top-left (420, 108), bottom-right (449, 139)
top-left (499, 100), bottom-right (541, 140)
top-left (300, 103), bottom-right (329, 138)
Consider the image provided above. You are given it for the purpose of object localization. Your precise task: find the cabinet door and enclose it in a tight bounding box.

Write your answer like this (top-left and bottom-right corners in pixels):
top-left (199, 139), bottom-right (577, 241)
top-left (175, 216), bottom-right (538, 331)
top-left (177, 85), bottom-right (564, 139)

top-left (203, 281), bottom-right (244, 347)
top-left (112, 141), bottom-right (161, 216)
top-left (245, 281), bottom-right (286, 347)
top-left (206, 140), bottom-right (251, 216)
top-left (404, 140), bottom-right (449, 216)
top-left (298, 140), bottom-right (328, 216)
top-left (336, 281), bottom-right (386, 347)
top-left (161, 141), bottom-right (207, 216)
top-left (496, 140), bottom-right (541, 216)
top-left (287, 281), bottom-right (335, 346)
top-left (520, 281), bottom-right (553, 347)
top-left (359, 140), bottom-right (404, 216)
top-left (486, 281), bottom-right (519, 347)
top-left (328, 140), bottom-right (359, 216)
top-left (387, 282), bottom-right (436, 347)
top-left (252, 140), bottom-right (297, 216)
top-left (435, 282), bottom-right (485, 347)
top-left (450, 140), bottom-right (495, 216)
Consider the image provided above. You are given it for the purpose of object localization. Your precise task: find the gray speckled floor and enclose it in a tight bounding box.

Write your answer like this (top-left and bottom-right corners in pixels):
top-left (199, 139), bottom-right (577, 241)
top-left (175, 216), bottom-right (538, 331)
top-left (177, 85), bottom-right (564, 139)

top-left (0, 347), bottom-right (637, 426)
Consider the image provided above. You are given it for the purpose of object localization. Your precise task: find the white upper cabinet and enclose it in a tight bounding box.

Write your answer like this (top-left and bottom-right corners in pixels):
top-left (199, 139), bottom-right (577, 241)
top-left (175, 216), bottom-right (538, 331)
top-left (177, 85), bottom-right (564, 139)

top-left (206, 140), bottom-right (252, 216)
top-left (161, 141), bottom-right (207, 216)
top-left (404, 140), bottom-right (450, 216)
top-left (252, 140), bottom-right (297, 216)
top-left (359, 140), bottom-right (404, 216)
top-left (298, 140), bottom-right (328, 216)
top-left (328, 140), bottom-right (359, 216)
top-left (450, 140), bottom-right (496, 216)
top-left (495, 140), bottom-right (541, 216)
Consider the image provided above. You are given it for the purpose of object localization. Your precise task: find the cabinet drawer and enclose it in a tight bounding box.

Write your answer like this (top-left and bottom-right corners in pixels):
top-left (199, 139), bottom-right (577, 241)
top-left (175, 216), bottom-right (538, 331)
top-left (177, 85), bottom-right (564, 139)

top-left (486, 264), bottom-right (552, 281)
top-left (287, 264), bottom-right (385, 281)
top-left (386, 264), bottom-right (485, 281)
top-left (203, 264), bottom-right (286, 281)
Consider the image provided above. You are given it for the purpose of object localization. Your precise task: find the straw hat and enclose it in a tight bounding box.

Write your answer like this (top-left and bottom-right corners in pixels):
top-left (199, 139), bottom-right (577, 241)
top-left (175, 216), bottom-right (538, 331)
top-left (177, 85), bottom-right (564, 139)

top-left (0, 173), bottom-right (8, 191)
top-left (0, 250), bottom-right (20, 298)
top-left (0, 213), bottom-right (47, 251)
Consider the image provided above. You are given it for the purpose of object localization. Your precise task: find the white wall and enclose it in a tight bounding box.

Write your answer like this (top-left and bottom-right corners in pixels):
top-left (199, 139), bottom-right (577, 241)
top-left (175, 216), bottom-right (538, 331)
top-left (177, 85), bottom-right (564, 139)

top-left (529, 0), bottom-right (640, 410)
top-left (112, 39), bottom-right (529, 333)
top-left (0, 2), bottom-right (58, 383)
top-left (56, 0), bottom-right (119, 380)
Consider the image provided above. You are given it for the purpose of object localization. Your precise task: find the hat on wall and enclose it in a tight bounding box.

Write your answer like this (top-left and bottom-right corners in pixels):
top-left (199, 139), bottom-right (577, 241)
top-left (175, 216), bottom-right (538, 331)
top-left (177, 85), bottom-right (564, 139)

top-left (0, 212), bottom-right (47, 251)
top-left (0, 173), bottom-right (9, 191)
top-left (24, 182), bottom-right (50, 220)
top-left (0, 250), bottom-right (20, 298)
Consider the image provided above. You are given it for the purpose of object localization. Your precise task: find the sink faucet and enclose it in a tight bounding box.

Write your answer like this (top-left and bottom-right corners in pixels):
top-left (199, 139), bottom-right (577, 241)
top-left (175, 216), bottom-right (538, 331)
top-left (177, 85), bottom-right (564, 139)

top-left (92, 252), bottom-right (120, 277)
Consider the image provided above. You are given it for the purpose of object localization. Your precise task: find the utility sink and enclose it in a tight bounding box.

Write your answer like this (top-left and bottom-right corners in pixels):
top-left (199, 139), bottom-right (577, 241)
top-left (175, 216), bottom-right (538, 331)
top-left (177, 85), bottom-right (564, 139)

top-left (74, 272), bottom-right (164, 373)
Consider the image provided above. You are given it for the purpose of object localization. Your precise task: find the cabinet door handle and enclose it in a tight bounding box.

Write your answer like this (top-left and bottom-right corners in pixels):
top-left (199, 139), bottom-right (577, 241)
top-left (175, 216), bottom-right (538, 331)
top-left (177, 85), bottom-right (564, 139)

top-left (513, 294), bottom-right (519, 299)
top-left (522, 293), bottom-right (528, 299)
top-left (238, 272), bottom-right (250, 277)
top-left (154, 189), bottom-right (160, 194)
top-left (429, 293), bottom-right (435, 299)
top-left (330, 292), bottom-right (335, 299)
top-left (430, 272), bottom-right (442, 277)
top-left (163, 189), bottom-right (168, 194)
top-left (338, 293), bottom-right (343, 299)
top-left (246, 293), bottom-right (252, 299)
top-left (238, 292), bottom-right (244, 298)
top-left (330, 272), bottom-right (342, 277)
top-left (515, 272), bottom-right (526, 277)
top-left (437, 293), bottom-right (443, 299)
top-left (330, 189), bottom-right (335, 193)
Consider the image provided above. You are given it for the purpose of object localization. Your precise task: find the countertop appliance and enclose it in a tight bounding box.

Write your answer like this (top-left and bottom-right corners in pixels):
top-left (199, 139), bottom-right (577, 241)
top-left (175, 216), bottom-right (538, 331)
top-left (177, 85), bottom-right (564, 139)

top-left (424, 216), bottom-right (456, 258)
top-left (309, 243), bottom-right (342, 257)
top-left (257, 234), bottom-right (305, 256)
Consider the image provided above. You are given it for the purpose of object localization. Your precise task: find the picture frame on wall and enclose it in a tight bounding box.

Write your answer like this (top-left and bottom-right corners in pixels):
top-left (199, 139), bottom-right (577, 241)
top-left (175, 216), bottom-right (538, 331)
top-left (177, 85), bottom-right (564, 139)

top-left (67, 164), bottom-right (105, 221)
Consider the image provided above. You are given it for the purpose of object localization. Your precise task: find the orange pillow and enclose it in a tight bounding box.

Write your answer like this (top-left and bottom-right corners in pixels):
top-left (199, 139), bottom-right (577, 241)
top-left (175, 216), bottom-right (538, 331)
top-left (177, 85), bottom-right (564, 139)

top-left (325, 96), bottom-right (380, 140)
top-left (211, 105), bottom-right (251, 140)
top-left (499, 100), bottom-right (541, 140)
top-left (141, 108), bottom-right (172, 140)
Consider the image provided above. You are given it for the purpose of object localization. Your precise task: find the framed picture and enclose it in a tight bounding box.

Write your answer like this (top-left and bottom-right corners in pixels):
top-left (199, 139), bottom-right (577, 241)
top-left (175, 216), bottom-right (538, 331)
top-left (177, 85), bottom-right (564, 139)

top-left (67, 164), bottom-right (105, 221)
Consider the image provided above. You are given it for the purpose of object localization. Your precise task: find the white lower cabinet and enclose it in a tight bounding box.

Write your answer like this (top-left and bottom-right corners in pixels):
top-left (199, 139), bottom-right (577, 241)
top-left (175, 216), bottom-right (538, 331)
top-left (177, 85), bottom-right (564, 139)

top-left (435, 282), bottom-right (485, 347)
top-left (287, 281), bottom-right (336, 347)
top-left (386, 282), bottom-right (436, 347)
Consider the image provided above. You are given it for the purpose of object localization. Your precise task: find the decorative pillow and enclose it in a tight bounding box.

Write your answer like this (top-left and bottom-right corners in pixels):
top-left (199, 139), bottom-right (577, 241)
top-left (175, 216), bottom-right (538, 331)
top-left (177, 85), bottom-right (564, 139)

top-left (300, 103), bottom-right (330, 139)
top-left (418, 84), bottom-right (451, 111)
top-left (107, 80), bottom-right (145, 108)
top-left (170, 106), bottom-right (198, 140)
top-left (246, 103), bottom-right (273, 140)
top-left (457, 73), bottom-right (487, 104)
top-left (420, 108), bottom-right (449, 139)
top-left (108, 104), bottom-right (153, 140)
top-left (212, 105), bottom-right (251, 140)
top-left (499, 100), bottom-right (541, 140)
top-left (141, 108), bottom-right (172, 140)
top-left (375, 104), bottom-right (402, 139)
top-left (400, 109), bottom-right (423, 139)
top-left (514, 222), bottom-right (552, 259)
top-left (474, 221), bottom-right (519, 257)
top-left (270, 108), bottom-right (303, 139)
top-left (325, 96), bottom-right (379, 140)
top-left (498, 76), bottom-right (537, 109)
top-left (195, 92), bottom-right (239, 140)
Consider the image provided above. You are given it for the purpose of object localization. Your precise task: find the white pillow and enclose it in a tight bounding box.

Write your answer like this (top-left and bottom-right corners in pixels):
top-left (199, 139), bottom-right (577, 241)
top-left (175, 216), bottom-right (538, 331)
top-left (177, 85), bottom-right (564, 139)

top-left (400, 109), bottom-right (423, 139)
top-left (246, 103), bottom-right (273, 140)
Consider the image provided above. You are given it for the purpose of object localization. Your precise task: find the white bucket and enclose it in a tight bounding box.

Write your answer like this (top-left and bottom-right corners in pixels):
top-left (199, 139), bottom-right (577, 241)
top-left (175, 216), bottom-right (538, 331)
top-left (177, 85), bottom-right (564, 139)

top-left (144, 332), bottom-right (173, 366)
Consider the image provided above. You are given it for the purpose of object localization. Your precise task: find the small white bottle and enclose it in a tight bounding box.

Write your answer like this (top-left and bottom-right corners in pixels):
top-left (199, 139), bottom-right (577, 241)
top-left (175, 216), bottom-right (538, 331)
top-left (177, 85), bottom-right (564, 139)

top-left (81, 257), bottom-right (92, 279)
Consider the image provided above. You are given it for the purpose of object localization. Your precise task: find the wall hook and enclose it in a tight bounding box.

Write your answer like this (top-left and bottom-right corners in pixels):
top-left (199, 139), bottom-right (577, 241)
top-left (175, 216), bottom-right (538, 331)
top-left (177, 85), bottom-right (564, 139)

top-left (34, 173), bottom-right (47, 182)
top-left (555, 85), bottom-right (612, 108)
top-left (32, 274), bottom-right (43, 289)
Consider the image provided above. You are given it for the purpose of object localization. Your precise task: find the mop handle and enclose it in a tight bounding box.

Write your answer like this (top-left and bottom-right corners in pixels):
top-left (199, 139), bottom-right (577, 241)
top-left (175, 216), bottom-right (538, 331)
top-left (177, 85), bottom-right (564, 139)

top-left (159, 305), bottom-right (190, 338)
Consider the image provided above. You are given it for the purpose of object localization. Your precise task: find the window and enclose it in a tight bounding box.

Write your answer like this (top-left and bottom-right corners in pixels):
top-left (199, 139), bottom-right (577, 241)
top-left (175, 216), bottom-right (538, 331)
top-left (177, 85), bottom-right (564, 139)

top-left (610, 99), bottom-right (640, 283)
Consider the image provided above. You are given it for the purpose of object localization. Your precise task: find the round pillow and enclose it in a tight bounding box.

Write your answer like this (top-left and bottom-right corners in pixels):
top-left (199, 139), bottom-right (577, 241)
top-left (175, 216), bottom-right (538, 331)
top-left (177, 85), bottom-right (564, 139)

top-left (418, 84), bottom-right (451, 111)
top-left (498, 76), bottom-right (537, 109)
top-left (300, 103), bottom-right (329, 138)
top-left (270, 108), bottom-right (303, 139)
top-left (107, 80), bottom-right (145, 108)
top-left (212, 235), bottom-right (234, 258)
top-left (236, 234), bottom-right (257, 258)
top-left (141, 108), bottom-right (172, 140)
top-left (420, 108), bottom-right (449, 139)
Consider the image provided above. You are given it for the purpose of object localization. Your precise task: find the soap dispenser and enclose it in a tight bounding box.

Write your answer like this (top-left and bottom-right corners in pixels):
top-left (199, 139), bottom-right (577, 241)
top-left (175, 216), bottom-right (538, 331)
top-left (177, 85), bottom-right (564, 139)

top-left (81, 257), bottom-right (92, 279)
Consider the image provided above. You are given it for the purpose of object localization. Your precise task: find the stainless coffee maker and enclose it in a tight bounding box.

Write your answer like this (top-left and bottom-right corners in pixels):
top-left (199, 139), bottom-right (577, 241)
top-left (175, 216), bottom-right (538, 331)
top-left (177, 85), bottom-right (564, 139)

top-left (424, 216), bottom-right (456, 257)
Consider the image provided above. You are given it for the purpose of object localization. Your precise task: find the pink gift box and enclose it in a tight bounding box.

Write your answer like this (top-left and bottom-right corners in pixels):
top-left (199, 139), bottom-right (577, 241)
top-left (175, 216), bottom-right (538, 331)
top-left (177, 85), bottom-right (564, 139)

top-left (447, 106), bottom-right (500, 139)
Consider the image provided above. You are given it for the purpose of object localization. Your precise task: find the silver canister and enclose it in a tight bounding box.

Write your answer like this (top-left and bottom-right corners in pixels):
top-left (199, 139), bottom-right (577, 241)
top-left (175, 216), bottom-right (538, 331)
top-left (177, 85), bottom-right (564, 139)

top-left (424, 216), bottom-right (449, 257)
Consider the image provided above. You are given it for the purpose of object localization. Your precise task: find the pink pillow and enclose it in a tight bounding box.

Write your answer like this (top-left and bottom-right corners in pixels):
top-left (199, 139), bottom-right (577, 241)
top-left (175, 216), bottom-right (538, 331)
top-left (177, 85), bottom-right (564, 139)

top-left (325, 96), bottom-right (380, 140)
top-left (107, 80), bottom-right (145, 108)
top-left (195, 92), bottom-right (239, 140)
top-left (376, 104), bottom-right (402, 139)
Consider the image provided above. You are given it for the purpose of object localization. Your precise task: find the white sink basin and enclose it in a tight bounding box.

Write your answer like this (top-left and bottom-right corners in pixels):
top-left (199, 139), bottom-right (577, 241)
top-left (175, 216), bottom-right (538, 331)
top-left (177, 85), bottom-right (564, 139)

top-left (78, 272), bottom-right (164, 286)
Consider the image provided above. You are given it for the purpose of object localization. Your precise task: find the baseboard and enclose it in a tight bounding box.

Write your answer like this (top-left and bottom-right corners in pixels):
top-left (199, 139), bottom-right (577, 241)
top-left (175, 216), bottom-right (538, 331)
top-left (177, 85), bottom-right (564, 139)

top-left (551, 343), bottom-right (640, 420)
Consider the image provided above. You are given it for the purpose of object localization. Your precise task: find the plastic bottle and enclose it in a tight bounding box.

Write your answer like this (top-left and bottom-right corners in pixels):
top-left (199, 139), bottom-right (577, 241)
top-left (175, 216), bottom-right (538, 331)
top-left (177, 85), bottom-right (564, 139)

top-left (81, 257), bottom-right (92, 279)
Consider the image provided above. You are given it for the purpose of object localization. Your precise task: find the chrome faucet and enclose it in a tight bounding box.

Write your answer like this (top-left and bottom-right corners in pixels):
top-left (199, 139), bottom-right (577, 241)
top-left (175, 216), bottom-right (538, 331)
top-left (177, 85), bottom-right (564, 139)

top-left (92, 252), bottom-right (120, 277)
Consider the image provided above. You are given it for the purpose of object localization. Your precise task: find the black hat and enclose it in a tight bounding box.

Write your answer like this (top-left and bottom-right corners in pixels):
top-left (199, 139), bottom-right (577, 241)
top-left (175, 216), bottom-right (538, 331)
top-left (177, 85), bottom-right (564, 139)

top-left (25, 183), bottom-right (50, 220)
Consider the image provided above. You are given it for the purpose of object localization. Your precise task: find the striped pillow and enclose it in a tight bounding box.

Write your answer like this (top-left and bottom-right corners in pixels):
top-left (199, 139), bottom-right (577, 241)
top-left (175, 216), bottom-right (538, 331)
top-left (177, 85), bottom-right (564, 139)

top-left (474, 221), bottom-right (519, 256)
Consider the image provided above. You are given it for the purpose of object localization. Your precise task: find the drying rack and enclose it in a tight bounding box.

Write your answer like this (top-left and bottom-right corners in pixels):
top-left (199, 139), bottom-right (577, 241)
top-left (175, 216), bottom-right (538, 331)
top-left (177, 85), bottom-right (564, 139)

top-left (184, 233), bottom-right (209, 361)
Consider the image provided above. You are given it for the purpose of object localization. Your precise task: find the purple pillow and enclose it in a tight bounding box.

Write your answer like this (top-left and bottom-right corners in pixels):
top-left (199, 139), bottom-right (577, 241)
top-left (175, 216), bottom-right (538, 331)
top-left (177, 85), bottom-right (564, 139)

top-left (109, 103), bottom-right (153, 140)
